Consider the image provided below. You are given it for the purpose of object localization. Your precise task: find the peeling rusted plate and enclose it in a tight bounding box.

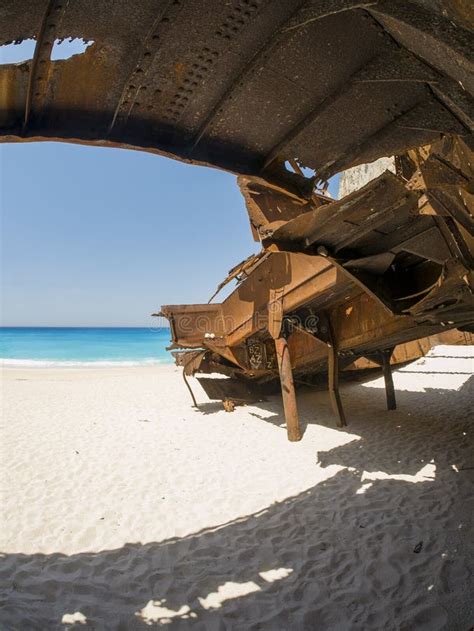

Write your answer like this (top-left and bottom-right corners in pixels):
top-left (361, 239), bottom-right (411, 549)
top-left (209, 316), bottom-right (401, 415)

top-left (267, 287), bottom-right (284, 339)
top-left (172, 350), bottom-right (207, 376)
top-left (1, 1), bottom-right (473, 192)
top-left (208, 251), bottom-right (269, 303)
top-left (267, 171), bottom-right (419, 250)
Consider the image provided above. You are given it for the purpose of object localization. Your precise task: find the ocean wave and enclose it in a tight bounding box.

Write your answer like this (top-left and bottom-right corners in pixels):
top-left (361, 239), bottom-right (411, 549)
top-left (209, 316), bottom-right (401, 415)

top-left (0, 358), bottom-right (169, 368)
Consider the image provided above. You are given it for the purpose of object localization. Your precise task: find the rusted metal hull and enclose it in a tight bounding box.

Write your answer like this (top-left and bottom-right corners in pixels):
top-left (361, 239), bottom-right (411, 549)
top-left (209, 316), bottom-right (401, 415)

top-left (159, 138), bottom-right (474, 437)
top-left (2, 1), bottom-right (473, 438)
top-left (1, 1), bottom-right (473, 197)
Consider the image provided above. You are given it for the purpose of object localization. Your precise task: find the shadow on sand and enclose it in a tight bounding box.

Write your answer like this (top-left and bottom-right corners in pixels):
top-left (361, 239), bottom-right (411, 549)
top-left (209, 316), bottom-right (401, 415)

top-left (1, 379), bottom-right (473, 630)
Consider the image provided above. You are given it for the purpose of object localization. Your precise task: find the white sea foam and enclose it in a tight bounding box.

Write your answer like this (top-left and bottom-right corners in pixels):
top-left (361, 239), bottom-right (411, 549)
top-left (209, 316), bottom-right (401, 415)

top-left (0, 358), bottom-right (166, 368)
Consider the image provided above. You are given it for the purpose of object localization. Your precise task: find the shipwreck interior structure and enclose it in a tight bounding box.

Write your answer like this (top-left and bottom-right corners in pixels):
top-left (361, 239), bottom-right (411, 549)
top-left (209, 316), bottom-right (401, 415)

top-left (160, 137), bottom-right (474, 439)
top-left (2, 1), bottom-right (473, 439)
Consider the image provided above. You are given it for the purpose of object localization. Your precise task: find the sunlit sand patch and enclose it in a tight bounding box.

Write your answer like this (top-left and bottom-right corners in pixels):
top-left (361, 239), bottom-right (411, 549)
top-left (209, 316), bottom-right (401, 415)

top-left (199, 581), bottom-right (261, 610)
top-left (259, 567), bottom-right (293, 583)
top-left (362, 462), bottom-right (436, 484)
top-left (420, 345), bottom-right (473, 358)
top-left (2, 347), bottom-right (472, 628)
top-left (355, 482), bottom-right (373, 495)
top-left (362, 347), bottom-right (473, 393)
top-left (363, 371), bottom-right (471, 393)
top-left (135, 569), bottom-right (294, 624)
top-left (304, 424), bottom-right (360, 451)
top-left (61, 611), bottom-right (87, 625)
top-left (135, 600), bottom-right (195, 625)
top-left (198, 568), bottom-right (293, 611)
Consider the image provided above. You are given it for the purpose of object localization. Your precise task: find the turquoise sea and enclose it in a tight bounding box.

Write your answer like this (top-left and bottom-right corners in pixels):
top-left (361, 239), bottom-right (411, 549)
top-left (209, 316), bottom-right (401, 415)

top-left (0, 327), bottom-right (173, 367)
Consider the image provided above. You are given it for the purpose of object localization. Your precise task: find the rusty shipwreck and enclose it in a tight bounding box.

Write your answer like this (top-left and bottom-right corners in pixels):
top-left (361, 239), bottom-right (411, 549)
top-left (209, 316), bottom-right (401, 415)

top-left (159, 137), bottom-right (474, 439)
top-left (1, 1), bottom-right (473, 438)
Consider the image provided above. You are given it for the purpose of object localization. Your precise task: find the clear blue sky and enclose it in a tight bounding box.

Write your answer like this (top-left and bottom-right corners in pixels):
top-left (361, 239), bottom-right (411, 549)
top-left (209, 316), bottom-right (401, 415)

top-left (1, 142), bottom-right (266, 326)
top-left (1, 142), bottom-right (339, 327)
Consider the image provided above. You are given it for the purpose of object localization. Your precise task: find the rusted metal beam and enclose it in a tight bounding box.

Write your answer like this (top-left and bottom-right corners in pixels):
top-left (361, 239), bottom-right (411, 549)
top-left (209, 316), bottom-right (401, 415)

top-left (108, 0), bottom-right (181, 134)
top-left (381, 348), bottom-right (396, 410)
top-left (319, 95), bottom-right (468, 180)
top-left (188, 0), bottom-right (308, 154)
top-left (326, 315), bottom-right (348, 427)
top-left (282, 1), bottom-right (377, 33)
top-left (261, 43), bottom-right (438, 173)
top-left (23, 0), bottom-right (67, 132)
top-left (275, 335), bottom-right (301, 442)
top-left (1, 0), bottom-right (472, 192)
top-left (182, 369), bottom-right (198, 408)
top-left (368, 1), bottom-right (474, 93)
top-left (361, 347), bottom-right (397, 410)
top-left (262, 73), bottom-right (355, 172)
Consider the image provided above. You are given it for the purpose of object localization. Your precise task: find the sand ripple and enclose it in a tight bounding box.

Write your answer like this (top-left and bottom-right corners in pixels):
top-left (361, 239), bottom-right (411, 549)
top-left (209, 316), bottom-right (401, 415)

top-left (1, 349), bottom-right (473, 629)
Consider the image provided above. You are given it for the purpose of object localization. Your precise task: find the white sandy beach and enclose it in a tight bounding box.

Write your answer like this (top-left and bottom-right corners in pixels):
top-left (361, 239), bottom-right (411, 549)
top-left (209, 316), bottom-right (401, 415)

top-left (1, 345), bottom-right (473, 630)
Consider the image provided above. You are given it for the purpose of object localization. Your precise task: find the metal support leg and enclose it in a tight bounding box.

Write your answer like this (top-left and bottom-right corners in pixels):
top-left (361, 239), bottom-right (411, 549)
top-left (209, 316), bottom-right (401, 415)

top-left (326, 318), bottom-right (347, 428)
top-left (182, 368), bottom-right (198, 408)
top-left (381, 348), bottom-right (396, 410)
top-left (275, 336), bottom-right (301, 442)
top-left (327, 342), bottom-right (347, 427)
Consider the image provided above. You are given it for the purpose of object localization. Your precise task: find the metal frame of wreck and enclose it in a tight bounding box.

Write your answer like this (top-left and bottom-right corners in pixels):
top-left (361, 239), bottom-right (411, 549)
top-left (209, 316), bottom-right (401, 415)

top-left (159, 253), bottom-right (472, 441)
top-left (1, 1), bottom-right (473, 439)
top-left (159, 138), bottom-right (474, 441)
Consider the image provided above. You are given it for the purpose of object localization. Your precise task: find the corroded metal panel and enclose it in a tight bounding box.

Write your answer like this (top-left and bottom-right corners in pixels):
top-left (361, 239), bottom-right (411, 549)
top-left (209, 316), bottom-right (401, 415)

top-left (1, 1), bottom-right (472, 192)
top-left (159, 137), bottom-right (474, 390)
